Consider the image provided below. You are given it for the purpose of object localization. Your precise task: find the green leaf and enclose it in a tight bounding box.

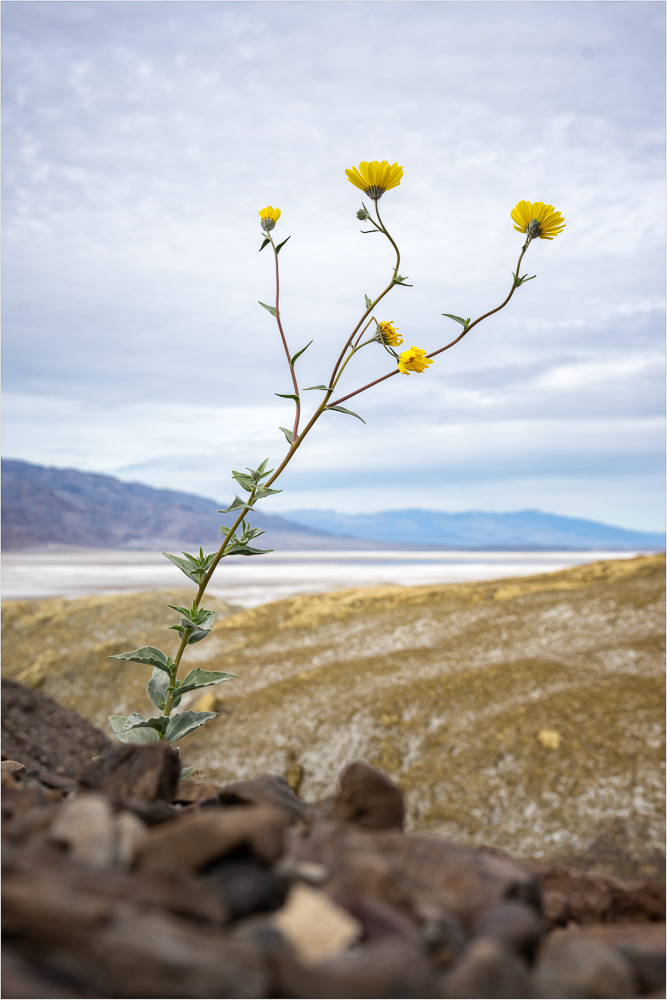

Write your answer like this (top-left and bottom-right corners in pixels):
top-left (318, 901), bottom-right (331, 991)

top-left (290, 341), bottom-right (313, 368)
top-left (393, 274), bottom-right (412, 286)
top-left (232, 470), bottom-right (255, 492)
top-left (109, 646), bottom-right (171, 674)
top-left (279, 426), bottom-right (294, 443)
top-left (147, 667), bottom-right (168, 710)
top-left (259, 238), bottom-right (270, 252)
top-left (124, 713), bottom-right (170, 736)
top-left (170, 609), bottom-right (215, 645)
top-left (178, 667), bottom-right (237, 697)
top-left (254, 484), bottom-right (282, 499)
top-left (304, 385), bottom-right (329, 391)
top-left (275, 393), bottom-right (300, 403)
top-left (180, 767), bottom-right (198, 779)
top-left (109, 715), bottom-right (160, 744)
top-left (275, 236), bottom-right (291, 254)
top-left (254, 458), bottom-right (272, 478)
top-left (442, 313), bottom-right (470, 328)
top-left (220, 495), bottom-right (254, 513)
top-left (326, 404), bottom-right (366, 424)
top-left (514, 271), bottom-right (537, 286)
top-left (224, 542), bottom-right (273, 557)
top-left (164, 711), bottom-right (218, 744)
top-left (365, 294), bottom-right (372, 309)
top-left (259, 300), bottom-right (277, 316)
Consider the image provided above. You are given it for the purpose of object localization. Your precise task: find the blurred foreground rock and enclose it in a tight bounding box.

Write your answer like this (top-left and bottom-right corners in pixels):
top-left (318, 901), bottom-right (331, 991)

top-left (2, 683), bottom-right (665, 999)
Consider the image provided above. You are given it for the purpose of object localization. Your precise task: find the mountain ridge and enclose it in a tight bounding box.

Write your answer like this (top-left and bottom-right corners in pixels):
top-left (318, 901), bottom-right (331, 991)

top-left (2, 458), bottom-right (664, 552)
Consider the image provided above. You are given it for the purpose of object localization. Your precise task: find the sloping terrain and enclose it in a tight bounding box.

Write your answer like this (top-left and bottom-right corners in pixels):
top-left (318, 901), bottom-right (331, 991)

top-left (2, 554), bottom-right (664, 879)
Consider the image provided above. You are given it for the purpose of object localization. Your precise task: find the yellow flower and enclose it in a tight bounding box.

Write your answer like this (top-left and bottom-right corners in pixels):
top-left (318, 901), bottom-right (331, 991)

top-left (378, 320), bottom-right (403, 347)
top-left (259, 206), bottom-right (281, 231)
top-left (345, 160), bottom-right (403, 200)
top-left (398, 346), bottom-right (433, 375)
top-left (511, 201), bottom-right (565, 240)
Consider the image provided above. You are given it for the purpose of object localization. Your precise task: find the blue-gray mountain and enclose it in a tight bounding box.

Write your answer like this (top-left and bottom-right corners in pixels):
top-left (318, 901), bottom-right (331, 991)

top-left (2, 459), bottom-right (663, 551)
top-left (284, 508), bottom-right (665, 551)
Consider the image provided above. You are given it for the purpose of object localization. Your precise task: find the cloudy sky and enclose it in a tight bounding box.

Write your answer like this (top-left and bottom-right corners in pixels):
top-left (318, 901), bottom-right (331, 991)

top-left (2, 1), bottom-right (665, 530)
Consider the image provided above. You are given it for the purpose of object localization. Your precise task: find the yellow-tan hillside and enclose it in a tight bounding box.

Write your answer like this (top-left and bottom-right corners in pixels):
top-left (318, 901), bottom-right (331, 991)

top-left (2, 553), bottom-right (664, 880)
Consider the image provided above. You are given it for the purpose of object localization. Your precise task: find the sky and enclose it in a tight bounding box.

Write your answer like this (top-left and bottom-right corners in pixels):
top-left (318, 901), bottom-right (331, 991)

top-left (2, 0), bottom-right (665, 530)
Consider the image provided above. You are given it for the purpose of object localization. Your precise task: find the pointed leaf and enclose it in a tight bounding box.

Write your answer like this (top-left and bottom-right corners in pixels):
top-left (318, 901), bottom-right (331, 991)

top-left (442, 313), bottom-right (470, 328)
top-left (259, 300), bottom-right (277, 316)
top-left (178, 667), bottom-right (237, 697)
top-left (259, 238), bottom-right (270, 252)
top-left (279, 426), bottom-right (294, 443)
top-left (147, 667), bottom-right (168, 710)
top-left (304, 385), bottom-right (329, 391)
top-left (254, 484), bottom-right (282, 499)
top-left (220, 495), bottom-right (254, 512)
top-left (164, 711), bottom-right (218, 744)
top-left (124, 713), bottom-right (170, 736)
top-left (275, 236), bottom-right (291, 254)
top-left (365, 294), bottom-right (372, 309)
top-left (275, 393), bottom-right (300, 403)
top-left (109, 646), bottom-right (171, 674)
top-left (162, 552), bottom-right (203, 584)
top-left (326, 404), bottom-right (366, 424)
top-left (109, 715), bottom-right (160, 744)
top-left (289, 340), bottom-right (313, 368)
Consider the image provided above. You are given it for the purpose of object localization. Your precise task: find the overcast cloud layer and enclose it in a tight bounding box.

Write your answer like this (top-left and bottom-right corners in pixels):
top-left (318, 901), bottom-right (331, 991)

top-left (2, 1), bottom-right (665, 529)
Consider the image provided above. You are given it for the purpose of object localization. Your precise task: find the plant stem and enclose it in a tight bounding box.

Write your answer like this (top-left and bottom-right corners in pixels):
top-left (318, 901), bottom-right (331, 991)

top-left (329, 244), bottom-right (529, 408)
top-left (269, 233), bottom-right (301, 440)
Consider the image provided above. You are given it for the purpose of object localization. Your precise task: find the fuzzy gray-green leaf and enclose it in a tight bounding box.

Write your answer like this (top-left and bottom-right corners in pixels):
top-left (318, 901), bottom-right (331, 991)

top-left (164, 711), bottom-right (218, 744)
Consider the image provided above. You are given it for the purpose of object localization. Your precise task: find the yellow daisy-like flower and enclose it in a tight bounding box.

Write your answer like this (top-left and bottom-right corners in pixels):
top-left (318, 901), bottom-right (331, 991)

top-left (259, 206), bottom-right (281, 231)
top-left (510, 201), bottom-right (565, 240)
top-left (345, 160), bottom-right (403, 200)
top-left (378, 320), bottom-right (403, 347)
top-left (398, 346), bottom-right (433, 375)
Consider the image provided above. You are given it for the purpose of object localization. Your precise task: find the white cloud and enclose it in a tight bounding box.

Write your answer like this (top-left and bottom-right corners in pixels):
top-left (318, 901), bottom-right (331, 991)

top-left (2, 1), bottom-right (664, 530)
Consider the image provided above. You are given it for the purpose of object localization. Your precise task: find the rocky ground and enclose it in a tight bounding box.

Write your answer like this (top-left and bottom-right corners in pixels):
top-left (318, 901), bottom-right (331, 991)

top-left (2, 679), bottom-right (665, 999)
top-left (3, 553), bottom-right (665, 879)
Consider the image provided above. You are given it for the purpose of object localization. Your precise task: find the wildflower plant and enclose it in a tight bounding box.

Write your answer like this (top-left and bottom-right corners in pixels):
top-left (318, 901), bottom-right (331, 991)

top-left (108, 164), bottom-right (564, 768)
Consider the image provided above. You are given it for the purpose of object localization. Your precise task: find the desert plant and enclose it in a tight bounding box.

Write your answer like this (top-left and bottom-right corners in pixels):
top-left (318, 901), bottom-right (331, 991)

top-left (108, 163), bottom-right (565, 771)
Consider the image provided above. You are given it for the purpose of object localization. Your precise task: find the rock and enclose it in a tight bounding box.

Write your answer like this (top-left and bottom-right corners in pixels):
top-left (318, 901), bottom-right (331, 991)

top-left (333, 889), bottom-right (424, 945)
top-left (440, 938), bottom-right (535, 999)
top-left (423, 913), bottom-right (468, 968)
top-left (287, 819), bottom-right (539, 926)
top-left (2, 760), bottom-right (26, 780)
top-left (50, 794), bottom-right (117, 868)
top-left (270, 884), bottom-right (361, 965)
top-left (534, 929), bottom-right (638, 999)
top-left (1, 679), bottom-right (111, 779)
top-left (202, 853), bottom-right (290, 920)
top-left (472, 900), bottom-right (545, 960)
top-left (135, 804), bottom-right (286, 873)
top-left (319, 939), bottom-right (441, 998)
top-left (534, 862), bottom-right (666, 925)
top-left (78, 742), bottom-right (181, 804)
top-left (562, 923), bottom-right (666, 995)
top-left (172, 778), bottom-right (223, 805)
top-left (86, 911), bottom-right (269, 998)
top-left (329, 761), bottom-right (404, 830)
top-left (219, 773), bottom-right (315, 823)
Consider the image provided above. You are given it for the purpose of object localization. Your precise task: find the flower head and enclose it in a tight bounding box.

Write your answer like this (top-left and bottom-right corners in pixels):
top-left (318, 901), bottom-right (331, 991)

top-left (511, 201), bottom-right (565, 241)
top-left (259, 206), bottom-right (281, 231)
top-left (377, 320), bottom-right (403, 347)
top-left (345, 160), bottom-right (403, 200)
top-left (398, 346), bottom-right (433, 375)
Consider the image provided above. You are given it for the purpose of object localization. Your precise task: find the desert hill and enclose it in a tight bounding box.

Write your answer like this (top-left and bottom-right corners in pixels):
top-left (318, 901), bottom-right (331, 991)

top-left (2, 552), bottom-right (664, 881)
top-left (0, 458), bottom-right (363, 552)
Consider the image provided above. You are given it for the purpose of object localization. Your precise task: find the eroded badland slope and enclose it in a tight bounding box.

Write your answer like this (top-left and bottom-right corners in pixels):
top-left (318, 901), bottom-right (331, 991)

top-left (3, 553), bottom-right (664, 878)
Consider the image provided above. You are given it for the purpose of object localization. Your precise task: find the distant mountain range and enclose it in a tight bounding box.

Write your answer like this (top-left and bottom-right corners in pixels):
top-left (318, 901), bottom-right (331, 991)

top-left (2, 459), bottom-right (664, 552)
top-left (1, 459), bottom-right (364, 552)
top-left (285, 507), bottom-right (666, 551)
